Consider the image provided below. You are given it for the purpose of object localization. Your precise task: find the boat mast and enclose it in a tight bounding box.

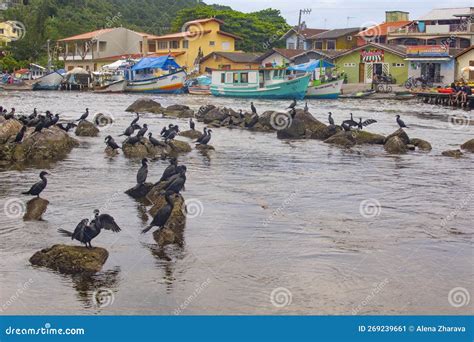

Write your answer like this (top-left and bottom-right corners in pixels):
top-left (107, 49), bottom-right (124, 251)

top-left (46, 39), bottom-right (52, 72)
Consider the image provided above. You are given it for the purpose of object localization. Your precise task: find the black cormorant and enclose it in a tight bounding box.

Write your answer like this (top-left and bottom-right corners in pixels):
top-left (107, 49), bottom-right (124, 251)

top-left (34, 118), bottom-right (45, 133)
top-left (22, 171), bottom-right (48, 197)
top-left (120, 125), bottom-right (135, 137)
top-left (149, 133), bottom-right (165, 147)
top-left (287, 99), bottom-right (297, 109)
top-left (197, 129), bottom-right (212, 145)
top-left (357, 118), bottom-right (377, 130)
top-left (14, 125), bottom-right (27, 143)
top-left (189, 118), bottom-right (195, 130)
top-left (290, 108), bottom-right (296, 119)
top-left (4, 108), bottom-right (15, 120)
top-left (158, 158), bottom-right (178, 182)
top-left (304, 102), bottom-right (308, 113)
top-left (328, 112), bottom-right (335, 126)
top-left (130, 113), bottom-right (140, 126)
top-left (136, 123), bottom-right (148, 138)
top-left (58, 209), bottom-right (121, 248)
top-left (396, 115), bottom-right (407, 128)
top-left (250, 102), bottom-right (257, 115)
top-left (57, 122), bottom-right (77, 132)
top-left (141, 191), bottom-right (174, 234)
top-left (342, 113), bottom-right (358, 128)
top-left (136, 158), bottom-right (148, 185)
top-left (165, 166), bottom-right (186, 193)
top-left (125, 135), bottom-right (142, 145)
top-left (196, 127), bottom-right (208, 143)
top-left (105, 135), bottom-right (121, 150)
top-left (76, 108), bottom-right (89, 122)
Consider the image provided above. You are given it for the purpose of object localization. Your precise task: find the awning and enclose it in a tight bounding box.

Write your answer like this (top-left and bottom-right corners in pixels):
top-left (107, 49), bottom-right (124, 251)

top-left (288, 59), bottom-right (335, 72)
top-left (405, 57), bottom-right (451, 62)
top-left (131, 56), bottom-right (181, 71)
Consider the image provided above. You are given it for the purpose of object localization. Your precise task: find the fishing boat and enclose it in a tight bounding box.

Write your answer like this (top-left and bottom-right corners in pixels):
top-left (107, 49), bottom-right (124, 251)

top-left (125, 56), bottom-right (186, 94)
top-left (32, 71), bottom-right (64, 90)
top-left (187, 75), bottom-right (211, 95)
top-left (93, 61), bottom-right (129, 93)
top-left (289, 60), bottom-right (343, 99)
top-left (93, 79), bottom-right (126, 93)
top-left (210, 68), bottom-right (310, 99)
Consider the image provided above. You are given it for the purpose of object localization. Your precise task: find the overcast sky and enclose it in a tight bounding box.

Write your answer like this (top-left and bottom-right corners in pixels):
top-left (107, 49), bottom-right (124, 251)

top-left (210, 0), bottom-right (472, 29)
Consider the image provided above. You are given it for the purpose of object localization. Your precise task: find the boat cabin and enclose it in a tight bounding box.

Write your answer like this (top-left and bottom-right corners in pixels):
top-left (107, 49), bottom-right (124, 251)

top-left (211, 68), bottom-right (294, 88)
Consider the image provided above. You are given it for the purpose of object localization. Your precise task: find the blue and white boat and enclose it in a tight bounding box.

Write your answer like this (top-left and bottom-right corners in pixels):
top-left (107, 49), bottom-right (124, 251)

top-left (32, 70), bottom-right (64, 90)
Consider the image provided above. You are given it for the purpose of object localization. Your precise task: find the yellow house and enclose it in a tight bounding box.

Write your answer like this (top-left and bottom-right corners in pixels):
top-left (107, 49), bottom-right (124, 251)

top-left (310, 27), bottom-right (360, 50)
top-left (199, 51), bottom-right (260, 73)
top-left (148, 18), bottom-right (241, 71)
top-left (0, 21), bottom-right (20, 46)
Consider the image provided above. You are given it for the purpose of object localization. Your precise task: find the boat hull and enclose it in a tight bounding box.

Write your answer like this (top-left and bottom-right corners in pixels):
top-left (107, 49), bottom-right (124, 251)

top-left (211, 74), bottom-right (310, 100)
top-left (188, 85), bottom-right (211, 95)
top-left (94, 79), bottom-right (126, 93)
top-left (125, 70), bottom-right (186, 94)
top-left (32, 71), bottom-right (63, 90)
top-left (306, 79), bottom-right (343, 99)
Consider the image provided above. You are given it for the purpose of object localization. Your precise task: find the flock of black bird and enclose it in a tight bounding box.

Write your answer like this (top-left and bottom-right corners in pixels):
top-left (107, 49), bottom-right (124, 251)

top-left (7, 99), bottom-right (411, 248)
top-left (6, 106), bottom-right (204, 248)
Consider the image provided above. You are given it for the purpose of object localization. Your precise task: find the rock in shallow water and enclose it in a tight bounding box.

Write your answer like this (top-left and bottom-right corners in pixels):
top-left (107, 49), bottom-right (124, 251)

top-left (277, 109), bottom-right (331, 140)
top-left (148, 193), bottom-right (186, 246)
top-left (23, 198), bottom-right (49, 221)
top-left (75, 120), bottom-right (99, 137)
top-left (179, 130), bottom-right (203, 140)
top-left (324, 131), bottom-right (356, 147)
top-left (384, 136), bottom-right (407, 154)
top-left (461, 139), bottom-right (474, 153)
top-left (125, 183), bottom-right (154, 199)
top-left (442, 149), bottom-right (463, 158)
top-left (30, 244), bottom-right (108, 274)
top-left (126, 98), bottom-right (163, 113)
top-left (410, 138), bottom-right (432, 151)
top-left (386, 128), bottom-right (410, 145)
top-left (352, 130), bottom-right (386, 145)
top-left (0, 122), bottom-right (79, 163)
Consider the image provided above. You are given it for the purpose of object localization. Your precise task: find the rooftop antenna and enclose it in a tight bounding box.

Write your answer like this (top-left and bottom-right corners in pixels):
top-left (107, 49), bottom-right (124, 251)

top-left (324, 18), bottom-right (328, 28)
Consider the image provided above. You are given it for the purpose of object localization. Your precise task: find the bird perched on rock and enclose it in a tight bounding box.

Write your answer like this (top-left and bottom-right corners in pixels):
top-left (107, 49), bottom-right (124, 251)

top-left (250, 102), bottom-right (257, 115)
top-left (136, 123), bottom-right (148, 138)
top-left (130, 113), bottom-right (140, 126)
top-left (304, 102), bottom-right (308, 113)
top-left (196, 127), bottom-right (207, 144)
top-left (104, 135), bottom-right (121, 150)
top-left (58, 209), bottom-right (121, 248)
top-left (290, 108), bottom-right (296, 119)
top-left (357, 118), bottom-right (377, 130)
top-left (158, 158), bottom-right (178, 183)
top-left (328, 112), bottom-right (335, 126)
top-left (189, 118), bottom-right (195, 130)
top-left (14, 125), bottom-right (27, 143)
top-left (4, 108), bottom-right (15, 120)
top-left (165, 165), bottom-right (186, 193)
top-left (124, 135), bottom-right (142, 145)
top-left (34, 118), bottom-right (46, 134)
top-left (197, 129), bottom-right (212, 145)
top-left (76, 108), bottom-right (89, 122)
top-left (396, 115), bottom-right (407, 128)
top-left (57, 122), bottom-right (77, 132)
top-left (22, 171), bottom-right (49, 197)
top-left (148, 133), bottom-right (166, 147)
top-left (44, 113), bottom-right (59, 129)
top-left (342, 113), bottom-right (358, 128)
top-left (287, 99), bottom-right (297, 110)
top-left (120, 124), bottom-right (137, 137)
top-left (29, 108), bottom-right (37, 120)
top-left (141, 191), bottom-right (174, 234)
top-left (136, 158), bottom-right (148, 185)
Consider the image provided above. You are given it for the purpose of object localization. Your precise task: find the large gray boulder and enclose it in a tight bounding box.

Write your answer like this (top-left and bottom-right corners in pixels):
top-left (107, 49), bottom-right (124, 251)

top-left (461, 139), bottom-right (474, 153)
top-left (411, 138), bottom-right (432, 151)
top-left (75, 120), bottom-right (99, 137)
top-left (384, 136), bottom-right (407, 154)
top-left (324, 131), bottom-right (356, 147)
top-left (24, 198), bottom-right (49, 221)
top-left (162, 104), bottom-right (194, 118)
top-left (126, 98), bottom-right (164, 114)
top-left (277, 109), bottom-right (331, 140)
top-left (386, 128), bottom-right (410, 145)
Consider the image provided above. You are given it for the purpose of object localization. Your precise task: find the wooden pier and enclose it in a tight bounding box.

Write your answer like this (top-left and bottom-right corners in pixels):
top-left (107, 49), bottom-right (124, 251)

top-left (414, 91), bottom-right (473, 109)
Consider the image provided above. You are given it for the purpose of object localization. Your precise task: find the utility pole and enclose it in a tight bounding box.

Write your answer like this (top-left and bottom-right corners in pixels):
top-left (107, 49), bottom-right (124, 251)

top-left (296, 8), bottom-right (312, 50)
top-left (47, 39), bottom-right (52, 71)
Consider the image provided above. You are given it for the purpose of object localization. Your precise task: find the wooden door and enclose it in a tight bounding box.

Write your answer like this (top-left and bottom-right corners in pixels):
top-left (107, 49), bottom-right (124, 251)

top-left (359, 63), bottom-right (364, 83)
top-left (469, 60), bottom-right (474, 80)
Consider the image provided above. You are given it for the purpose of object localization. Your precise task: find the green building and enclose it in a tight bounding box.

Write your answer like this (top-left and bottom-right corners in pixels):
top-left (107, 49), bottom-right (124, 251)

top-left (335, 43), bottom-right (408, 84)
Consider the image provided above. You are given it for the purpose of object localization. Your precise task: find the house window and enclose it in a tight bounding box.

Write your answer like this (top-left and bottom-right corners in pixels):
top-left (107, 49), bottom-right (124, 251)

top-left (314, 40), bottom-right (323, 50)
top-left (209, 41), bottom-right (215, 46)
top-left (233, 73), bottom-right (239, 83)
top-left (99, 41), bottom-right (106, 52)
top-left (326, 40), bottom-right (336, 50)
top-left (221, 73), bottom-right (226, 83)
top-left (183, 40), bottom-right (189, 49)
top-left (240, 72), bottom-right (249, 83)
top-left (222, 41), bottom-right (230, 50)
top-left (158, 41), bottom-right (168, 50)
top-left (287, 42), bottom-right (295, 49)
top-left (0, 29), bottom-right (4, 34)
top-left (343, 63), bottom-right (356, 67)
top-left (221, 64), bottom-right (231, 70)
top-left (392, 63), bottom-right (405, 67)
top-left (148, 42), bottom-right (156, 52)
top-left (298, 41), bottom-right (305, 50)
top-left (170, 40), bottom-right (179, 49)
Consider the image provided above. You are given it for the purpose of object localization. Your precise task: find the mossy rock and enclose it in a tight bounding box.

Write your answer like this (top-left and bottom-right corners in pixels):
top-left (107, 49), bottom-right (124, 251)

top-left (384, 136), bottom-right (407, 154)
top-left (460, 139), bottom-right (474, 153)
top-left (23, 198), bottom-right (49, 221)
top-left (277, 109), bottom-right (329, 140)
top-left (122, 138), bottom-right (166, 159)
top-left (162, 105), bottom-right (194, 118)
top-left (442, 149), bottom-right (463, 158)
top-left (386, 128), bottom-right (410, 145)
top-left (0, 125), bottom-right (79, 164)
top-left (411, 138), bottom-right (432, 151)
top-left (126, 98), bottom-right (164, 113)
top-left (75, 120), bottom-right (99, 137)
top-left (105, 146), bottom-right (120, 156)
top-left (149, 193), bottom-right (186, 246)
top-left (196, 144), bottom-right (215, 151)
top-left (0, 118), bottom-right (22, 144)
top-left (125, 182), bottom-right (154, 199)
top-left (353, 130), bottom-right (386, 145)
top-left (324, 131), bottom-right (356, 147)
top-left (30, 244), bottom-right (108, 274)
top-left (179, 130), bottom-right (203, 140)
top-left (167, 140), bottom-right (192, 154)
